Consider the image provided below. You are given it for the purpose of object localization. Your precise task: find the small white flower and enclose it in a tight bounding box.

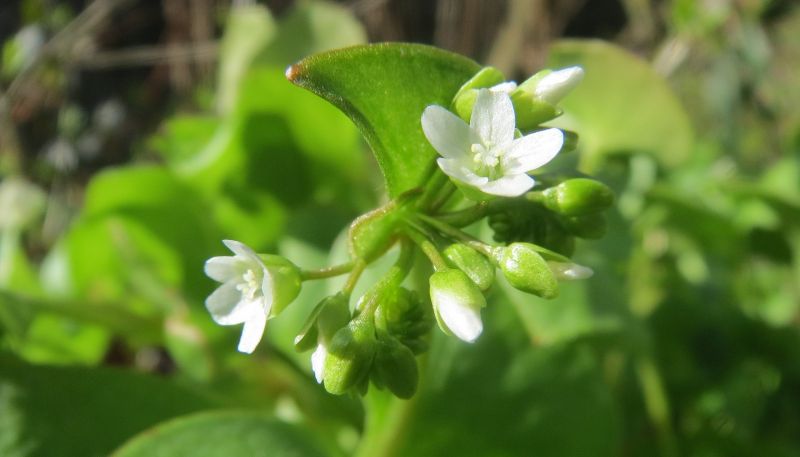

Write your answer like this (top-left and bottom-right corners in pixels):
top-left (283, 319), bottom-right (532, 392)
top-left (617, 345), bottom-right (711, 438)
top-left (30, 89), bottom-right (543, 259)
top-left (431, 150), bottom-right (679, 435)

top-left (204, 239), bottom-right (274, 353)
top-left (531, 66), bottom-right (584, 105)
top-left (548, 261), bottom-right (594, 281)
top-left (422, 89), bottom-right (563, 197)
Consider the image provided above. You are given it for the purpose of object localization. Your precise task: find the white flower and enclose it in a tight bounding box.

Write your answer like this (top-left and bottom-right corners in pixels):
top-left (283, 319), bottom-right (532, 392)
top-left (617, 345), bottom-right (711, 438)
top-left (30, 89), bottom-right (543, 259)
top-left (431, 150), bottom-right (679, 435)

top-left (531, 66), bottom-right (584, 105)
top-left (548, 261), bottom-right (594, 281)
top-left (429, 270), bottom-right (486, 343)
top-left (204, 239), bottom-right (274, 353)
top-left (422, 89), bottom-right (564, 197)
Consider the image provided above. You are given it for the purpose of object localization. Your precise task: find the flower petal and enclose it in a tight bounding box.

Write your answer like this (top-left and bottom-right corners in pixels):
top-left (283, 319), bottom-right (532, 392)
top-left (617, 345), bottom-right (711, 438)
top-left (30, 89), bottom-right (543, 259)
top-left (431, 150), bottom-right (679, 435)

top-left (205, 281), bottom-right (251, 325)
top-left (479, 173), bottom-right (535, 197)
top-left (237, 309), bottom-right (267, 354)
top-left (534, 66), bottom-right (584, 104)
top-left (421, 105), bottom-right (474, 159)
top-left (490, 81), bottom-right (517, 93)
top-left (204, 256), bottom-right (243, 283)
top-left (260, 268), bottom-right (275, 316)
top-left (433, 289), bottom-right (483, 342)
top-left (311, 344), bottom-right (328, 383)
top-left (471, 90), bottom-right (515, 147)
top-left (222, 239), bottom-right (262, 264)
top-left (437, 158), bottom-right (488, 187)
top-left (503, 128), bottom-right (564, 174)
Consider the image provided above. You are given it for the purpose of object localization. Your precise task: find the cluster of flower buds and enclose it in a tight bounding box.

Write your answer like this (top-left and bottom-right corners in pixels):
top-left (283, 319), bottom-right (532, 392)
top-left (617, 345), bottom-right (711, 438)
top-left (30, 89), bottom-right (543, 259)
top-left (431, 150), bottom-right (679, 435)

top-left (203, 64), bottom-right (613, 398)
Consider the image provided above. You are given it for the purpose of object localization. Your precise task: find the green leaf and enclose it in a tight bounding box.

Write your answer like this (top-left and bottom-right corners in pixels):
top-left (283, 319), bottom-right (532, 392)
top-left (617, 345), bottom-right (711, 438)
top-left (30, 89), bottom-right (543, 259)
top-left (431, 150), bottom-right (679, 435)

top-left (111, 411), bottom-right (328, 457)
top-left (546, 40), bottom-right (694, 172)
top-left (288, 43), bottom-right (481, 196)
top-left (0, 352), bottom-right (216, 457)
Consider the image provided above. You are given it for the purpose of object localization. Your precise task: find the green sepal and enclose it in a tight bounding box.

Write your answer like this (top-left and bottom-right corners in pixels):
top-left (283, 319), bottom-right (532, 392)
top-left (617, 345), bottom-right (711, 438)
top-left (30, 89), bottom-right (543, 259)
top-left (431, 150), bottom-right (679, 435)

top-left (451, 66), bottom-right (506, 122)
top-left (538, 178), bottom-right (614, 216)
top-left (373, 331), bottom-right (419, 399)
top-left (293, 293), bottom-right (350, 352)
top-left (509, 90), bottom-right (561, 130)
top-left (494, 243), bottom-right (559, 299)
top-left (442, 243), bottom-right (495, 291)
top-left (560, 212), bottom-right (608, 239)
top-left (322, 318), bottom-right (376, 395)
top-left (259, 255), bottom-right (302, 316)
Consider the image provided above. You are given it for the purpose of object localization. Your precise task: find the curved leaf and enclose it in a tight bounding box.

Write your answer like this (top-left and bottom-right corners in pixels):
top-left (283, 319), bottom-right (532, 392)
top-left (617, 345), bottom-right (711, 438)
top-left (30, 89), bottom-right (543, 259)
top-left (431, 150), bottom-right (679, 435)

top-left (546, 40), bottom-right (694, 172)
top-left (288, 43), bottom-right (481, 196)
top-left (111, 411), bottom-right (328, 457)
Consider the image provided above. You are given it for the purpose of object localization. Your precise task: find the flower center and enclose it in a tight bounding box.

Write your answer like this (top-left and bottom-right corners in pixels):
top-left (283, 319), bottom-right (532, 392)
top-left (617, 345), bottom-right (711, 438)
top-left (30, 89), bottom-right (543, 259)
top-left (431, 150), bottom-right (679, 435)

top-left (471, 143), bottom-right (502, 179)
top-left (236, 269), bottom-right (261, 301)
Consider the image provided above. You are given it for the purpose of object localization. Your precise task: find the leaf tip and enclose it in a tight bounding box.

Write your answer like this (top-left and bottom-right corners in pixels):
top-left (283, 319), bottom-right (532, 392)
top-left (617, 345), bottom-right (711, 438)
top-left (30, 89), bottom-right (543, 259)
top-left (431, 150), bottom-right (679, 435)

top-left (285, 63), bottom-right (302, 83)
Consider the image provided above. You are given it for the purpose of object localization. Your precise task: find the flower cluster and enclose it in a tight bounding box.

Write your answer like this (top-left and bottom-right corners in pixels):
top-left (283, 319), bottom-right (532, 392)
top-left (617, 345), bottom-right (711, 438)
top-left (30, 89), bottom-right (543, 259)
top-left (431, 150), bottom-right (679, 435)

top-left (202, 65), bottom-right (613, 398)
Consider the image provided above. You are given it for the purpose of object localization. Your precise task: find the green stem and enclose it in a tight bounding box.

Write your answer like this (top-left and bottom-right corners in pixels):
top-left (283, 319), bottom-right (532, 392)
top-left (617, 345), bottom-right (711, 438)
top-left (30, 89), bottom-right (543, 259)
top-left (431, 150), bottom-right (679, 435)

top-left (342, 259), bottom-right (367, 297)
top-left (405, 228), bottom-right (448, 272)
top-left (429, 180), bottom-right (457, 212)
top-left (359, 241), bottom-right (415, 317)
top-left (416, 214), bottom-right (496, 258)
top-left (416, 169), bottom-right (450, 211)
top-left (434, 202), bottom-right (489, 227)
top-left (300, 261), bottom-right (354, 281)
top-left (636, 355), bottom-right (679, 457)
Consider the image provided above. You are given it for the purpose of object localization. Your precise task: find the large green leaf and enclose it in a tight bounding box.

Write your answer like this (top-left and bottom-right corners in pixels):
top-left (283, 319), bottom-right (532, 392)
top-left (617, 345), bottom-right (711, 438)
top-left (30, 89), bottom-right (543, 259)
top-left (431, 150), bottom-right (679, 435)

top-left (111, 411), bottom-right (328, 457)
top-left (0, 352), bottom-right (216, 457)
top-left (288, 43), bottom-right (481, 196)
top-left (546, 40), bottom-right (694, 172)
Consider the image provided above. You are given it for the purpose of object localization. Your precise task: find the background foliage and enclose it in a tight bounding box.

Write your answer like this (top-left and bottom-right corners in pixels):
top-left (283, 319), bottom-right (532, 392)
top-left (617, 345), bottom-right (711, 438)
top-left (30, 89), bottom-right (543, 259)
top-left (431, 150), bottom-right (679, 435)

top-left (1, 0), bottom-right (799, 456)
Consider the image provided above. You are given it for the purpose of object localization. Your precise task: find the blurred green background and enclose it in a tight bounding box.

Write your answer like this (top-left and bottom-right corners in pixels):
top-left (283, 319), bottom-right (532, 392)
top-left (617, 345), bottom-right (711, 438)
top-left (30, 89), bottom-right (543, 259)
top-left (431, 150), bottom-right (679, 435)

top-left (1, 0), bottom-right (799, 456)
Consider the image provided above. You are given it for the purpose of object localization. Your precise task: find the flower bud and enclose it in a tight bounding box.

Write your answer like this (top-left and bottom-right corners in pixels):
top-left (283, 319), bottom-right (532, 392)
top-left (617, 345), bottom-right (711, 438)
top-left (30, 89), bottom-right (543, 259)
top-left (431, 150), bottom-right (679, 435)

top-left (373, 288), bottom-right (431, 354)
top-left (538, 178), bottom-right (614, 217)
top-left (443, 244), bottom-right (495, 291)
top-left (322, 318), bottom-right (376, 395)
top-left (429, 269), bottom-right (486, 342)
top-left (494, 243), bottom-right (559, 299)
top-left (259, 255), bottom-right (303, 315)
top-left (294, 293), bottom-right (350, 352)
top-left (451, 66), bottom-right (507, 121)
top-left (510, 66), bottom-right (584, 129)
top-left (373, 332), bottom-right (419, 399)
top-left (519, 66), bottom-right (584, 105)
top-left (560, 213), bottom-right (607, 239)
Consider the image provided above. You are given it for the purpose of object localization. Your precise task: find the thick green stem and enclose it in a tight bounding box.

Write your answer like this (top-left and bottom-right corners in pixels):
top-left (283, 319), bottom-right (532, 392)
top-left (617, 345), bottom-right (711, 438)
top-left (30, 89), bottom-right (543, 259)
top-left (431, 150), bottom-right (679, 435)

top-left (416, 214), bottom-right (496, 258)
top-left (416, 169), bottom-right (450, 211)
top-left (434, 202), bottom-right (489, 227)
top-left (342, 259), bottom-right (367, 297)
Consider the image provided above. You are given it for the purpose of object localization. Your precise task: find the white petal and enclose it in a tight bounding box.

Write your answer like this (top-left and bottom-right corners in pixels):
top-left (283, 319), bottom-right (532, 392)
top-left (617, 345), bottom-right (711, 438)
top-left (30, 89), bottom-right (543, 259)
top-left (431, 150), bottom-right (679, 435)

top-left (205, 281), bottom-right (251, 325)
top-left (549, 262), bottom-right (594, 280)
top-left (503, 128), bottom-right (564, 173)
top-left (479, 173), bottom-right (535, 197)
top-left (311, 344), bottom-right (328, 383)
top-left (421, 105), bottom-right (475, 159)
top-left (204, 256), bottom-right (243, 283)
top-left (260, 269), bottom-right (275, 315)
top-left (471, 90), bottom-right (515, 147)
top-left (434, 290), bottom-right (483, 342)
top-left (237, 310), bottom-right (267, 353)
top-left (222, 239), bottom-right (261, 264)
top-left (534, 66), bottom-right (584, 104)
top-left (490, 81), bottom-right (517, 93)
top-left (437, 158), bottom-right (488, 187)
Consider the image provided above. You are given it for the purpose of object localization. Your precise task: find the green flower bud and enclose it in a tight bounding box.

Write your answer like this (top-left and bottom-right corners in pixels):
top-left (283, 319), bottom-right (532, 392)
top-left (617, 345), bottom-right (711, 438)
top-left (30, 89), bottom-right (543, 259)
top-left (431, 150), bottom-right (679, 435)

top-left (322, 318), bottom-right (376, 395)
top-left (443, 244), bottom-right (495, 291)
top-left (259, 254), bottom-right (303, 315)
top-left (373, 288), bottom-right (431, 355)
top-left (510, 66), bottom-right (584, 129)
top-left (494, 243), bottom-right (559, 299)
top-left (429, 269), bottom-right (486, 342)
top-left (294, 293), bottom-right (350, 352)
top-left (560, 213), bottom-right (607, 239)
top-left (538, 178), bottom-right (614, 216)
top-left (373, 332), bottom-right (419, 399)
top-left (509, 90), bottom-right (560, 130)
top-left (451, 67), bottom-right (506, 121)
top-left (488, 206), bottom-right (575, 257)
top-left (349, 205), bottom-right (399, 262)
